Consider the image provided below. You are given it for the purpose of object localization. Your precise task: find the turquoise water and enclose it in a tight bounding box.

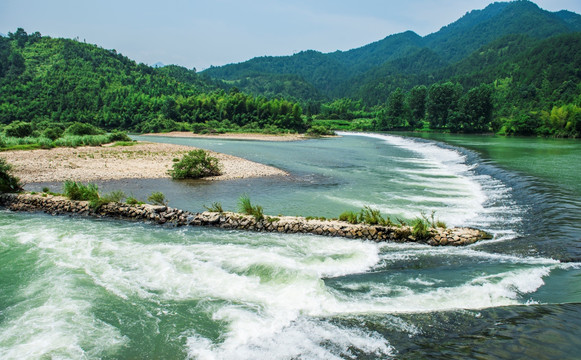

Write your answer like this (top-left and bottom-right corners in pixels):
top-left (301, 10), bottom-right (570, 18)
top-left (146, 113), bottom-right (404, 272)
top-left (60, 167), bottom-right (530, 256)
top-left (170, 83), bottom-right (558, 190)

top-left (2, 132), bottom-right (580, 359)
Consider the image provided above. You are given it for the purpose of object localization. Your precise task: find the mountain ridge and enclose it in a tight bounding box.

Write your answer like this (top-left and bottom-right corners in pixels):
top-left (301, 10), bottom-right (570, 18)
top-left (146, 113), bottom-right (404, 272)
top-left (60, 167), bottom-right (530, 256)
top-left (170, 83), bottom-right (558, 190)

top-left (202, 0), bottom-right (581, 102)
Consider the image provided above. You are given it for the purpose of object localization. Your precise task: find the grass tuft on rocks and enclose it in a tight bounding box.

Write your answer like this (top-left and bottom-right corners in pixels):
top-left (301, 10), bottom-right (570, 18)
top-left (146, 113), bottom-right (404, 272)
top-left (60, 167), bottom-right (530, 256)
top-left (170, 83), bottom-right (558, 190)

top-left (339, 211), bottom-right (360, 224)
top-left (63, 180), bottom-right (99, 202)
top-left (147, 192), bottom-right (168, 206)
top-left (411, 212), bottom-right (432, 239)
top-left (237, 194), bottom-right (264, 221)
top-left (204, 202), bottom-right (224, 213)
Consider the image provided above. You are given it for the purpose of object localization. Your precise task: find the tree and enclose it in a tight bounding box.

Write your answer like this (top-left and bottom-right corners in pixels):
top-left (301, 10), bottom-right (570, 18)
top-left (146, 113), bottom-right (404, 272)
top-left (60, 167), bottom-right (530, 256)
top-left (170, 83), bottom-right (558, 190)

top-left (408, 85), bottom-right (427, 129)
top-left (9, 28), bottom-right (28, 48)
top-left (386, 88), bottom-right (406, 125)
top-left (427, 82), bottom-right (463, 129)
top-left (453, 84), bottom-right (493, 133)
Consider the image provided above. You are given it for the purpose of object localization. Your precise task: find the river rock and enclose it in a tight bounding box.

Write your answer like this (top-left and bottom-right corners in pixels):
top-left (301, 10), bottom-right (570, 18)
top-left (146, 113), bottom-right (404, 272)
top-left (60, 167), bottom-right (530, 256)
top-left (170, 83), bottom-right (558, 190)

top-left (0, 193), bottom-right (492, 247)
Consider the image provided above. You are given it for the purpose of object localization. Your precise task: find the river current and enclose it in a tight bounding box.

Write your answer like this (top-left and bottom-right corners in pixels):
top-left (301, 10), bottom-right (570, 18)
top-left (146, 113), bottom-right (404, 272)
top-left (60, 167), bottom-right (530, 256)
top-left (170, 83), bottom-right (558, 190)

top-left (1, 132), bottom-right (580, 359)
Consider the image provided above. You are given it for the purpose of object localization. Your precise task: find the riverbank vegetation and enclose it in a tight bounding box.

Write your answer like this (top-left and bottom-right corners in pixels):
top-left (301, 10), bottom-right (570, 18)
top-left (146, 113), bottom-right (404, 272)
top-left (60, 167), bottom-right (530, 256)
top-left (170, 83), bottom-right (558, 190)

top-left (0, 120), bottom-right (133, 151)
top-left (202, 2), bottom-right (581, 138)
top-left (0, 158), bottom-right (22, 193)
top-left (0, 29), bottom-right (308, 138)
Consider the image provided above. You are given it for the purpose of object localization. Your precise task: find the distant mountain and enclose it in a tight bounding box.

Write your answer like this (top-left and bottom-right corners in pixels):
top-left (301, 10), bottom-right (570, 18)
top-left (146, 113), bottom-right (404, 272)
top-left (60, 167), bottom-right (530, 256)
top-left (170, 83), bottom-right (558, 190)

top-left (202, 0), bottom-right (581, 103)
top-left (424, 0), bottom-right (581, 62)
top-left (330, 31), bottom-right (425, 74)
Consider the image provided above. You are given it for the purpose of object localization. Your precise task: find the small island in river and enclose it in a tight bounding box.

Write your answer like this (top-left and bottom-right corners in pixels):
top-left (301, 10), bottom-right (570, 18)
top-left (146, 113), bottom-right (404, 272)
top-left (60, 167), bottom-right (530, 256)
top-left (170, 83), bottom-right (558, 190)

top-left (1, 141), bottom-right (288, 183)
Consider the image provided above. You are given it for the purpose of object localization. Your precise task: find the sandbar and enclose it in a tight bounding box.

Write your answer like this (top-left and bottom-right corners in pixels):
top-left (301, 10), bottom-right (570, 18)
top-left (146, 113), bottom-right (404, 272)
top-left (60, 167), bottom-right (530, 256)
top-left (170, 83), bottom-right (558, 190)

top-left (1, 142), bottom-right (288, 183)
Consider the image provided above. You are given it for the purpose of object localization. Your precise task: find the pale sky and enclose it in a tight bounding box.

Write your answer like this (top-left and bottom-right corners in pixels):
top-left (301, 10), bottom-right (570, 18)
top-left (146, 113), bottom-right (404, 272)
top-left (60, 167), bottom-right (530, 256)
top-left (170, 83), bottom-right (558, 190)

top-left (1, 0), bottom-right (579, 70)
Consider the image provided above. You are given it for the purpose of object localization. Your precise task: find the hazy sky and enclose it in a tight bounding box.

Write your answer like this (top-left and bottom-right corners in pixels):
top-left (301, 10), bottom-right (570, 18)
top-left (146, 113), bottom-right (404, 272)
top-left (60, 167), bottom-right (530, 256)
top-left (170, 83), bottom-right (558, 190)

top-left (1, 0), bottom-right (580, 70)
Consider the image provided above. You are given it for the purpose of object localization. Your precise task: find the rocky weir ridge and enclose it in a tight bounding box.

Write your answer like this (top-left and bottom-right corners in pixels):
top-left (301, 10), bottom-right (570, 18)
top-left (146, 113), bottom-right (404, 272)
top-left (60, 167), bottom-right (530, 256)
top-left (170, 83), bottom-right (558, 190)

top-left (0, 193), bottom-right (492, 246)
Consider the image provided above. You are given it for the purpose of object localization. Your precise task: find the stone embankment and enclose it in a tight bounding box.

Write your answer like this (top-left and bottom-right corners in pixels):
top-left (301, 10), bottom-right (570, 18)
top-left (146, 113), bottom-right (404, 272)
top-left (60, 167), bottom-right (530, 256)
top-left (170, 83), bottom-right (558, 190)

top-left (0, 193), bottom-right (492, 246)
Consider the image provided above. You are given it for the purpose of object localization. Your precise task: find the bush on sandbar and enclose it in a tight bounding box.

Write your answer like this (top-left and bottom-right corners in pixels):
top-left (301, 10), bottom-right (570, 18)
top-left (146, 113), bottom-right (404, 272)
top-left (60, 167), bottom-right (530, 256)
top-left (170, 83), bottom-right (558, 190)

top-left (169, 149), bottom-right (222, 180)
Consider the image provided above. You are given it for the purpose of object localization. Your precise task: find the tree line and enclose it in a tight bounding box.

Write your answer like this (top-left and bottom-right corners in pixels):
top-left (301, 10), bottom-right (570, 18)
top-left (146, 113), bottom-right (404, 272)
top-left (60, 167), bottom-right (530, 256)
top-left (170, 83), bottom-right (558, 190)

top-left (0, 29), bottom-right (306, 136)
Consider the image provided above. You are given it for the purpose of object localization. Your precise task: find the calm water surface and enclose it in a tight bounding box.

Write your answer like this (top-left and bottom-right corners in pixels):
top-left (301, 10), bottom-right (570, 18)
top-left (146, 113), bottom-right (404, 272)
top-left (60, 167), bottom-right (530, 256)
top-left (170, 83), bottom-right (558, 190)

top-left (1, 132), bottom-right (580, 359)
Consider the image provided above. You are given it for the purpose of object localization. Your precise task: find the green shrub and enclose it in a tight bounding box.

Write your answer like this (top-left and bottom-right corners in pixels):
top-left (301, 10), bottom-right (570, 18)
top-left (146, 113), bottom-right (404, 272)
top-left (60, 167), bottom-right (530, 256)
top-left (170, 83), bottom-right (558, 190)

top-left (37, 137), bottom-right (54, 149)
top-left (147, 191), bottom-right (168, 206)
top-left (0, 159), bottom-right (23, 193)
top-left (359, 206), bottom-right (384, 225)
top-left (428, 210), bottom-right (447, 229)
top-left (252, 205), bottom-right (264, 221)
top-left (237, 194), bottom-right (264, 221)
top-left (306, 125), bottom-right (334, 137)
top-left (4, 121), bottom-right (33, 138)
top-left (126, 196), bottom-right (144, 205)
top-left (238, 194), bottom-right (254, 215)
top-left (64, 122), bottom-right (104, 136)
top-left (191, 123), bottom-right (207, 134)
top-left (169, 149), bottom-right (222, 180)
top-left (63, 180), bottom-right (100, 201)
top-left (53, 135), bottom-right (111, 147)
top-left (204, 202), bottom-right (224, 213)
top-left (101, 190), bottom-right (126, 203)
top-left (339, 211), bottom-right (360, 224)
top-left (107, 131), bottom-right (132, 142)
top-left (42, 127), bottom-right (62, 141)
top-left (396, 218), bottom-right (407, 227)
top-left (411, 217), bottom-right (430, 239)
top-left (42, 187), bottom-right (50, 193)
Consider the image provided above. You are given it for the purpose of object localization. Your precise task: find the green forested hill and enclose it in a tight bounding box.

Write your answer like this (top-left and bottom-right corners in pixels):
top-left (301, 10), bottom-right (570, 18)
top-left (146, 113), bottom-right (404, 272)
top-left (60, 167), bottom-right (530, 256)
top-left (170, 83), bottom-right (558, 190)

top-left (1, 0), bottom-right (579, 140)
top-left (423, 1), bottom-right (580, 62)
top-left (0, 30), bottom-right (306, 135)
top-left (202, 0), bottom-right (581, 104)
top-left (206, 50), bottom-right (350, 97)
top-left (335, 32), bottom-right (581, 136)
top-left (330, 31), bottom-right (426, 75)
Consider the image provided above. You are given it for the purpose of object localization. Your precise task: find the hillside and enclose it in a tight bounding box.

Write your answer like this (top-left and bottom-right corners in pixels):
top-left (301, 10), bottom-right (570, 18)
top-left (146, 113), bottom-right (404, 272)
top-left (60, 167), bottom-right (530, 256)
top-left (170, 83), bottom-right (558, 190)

top-left (202, 0), bottom-right (581, 102)
top-left (0, 30), bottom-right (307, 135)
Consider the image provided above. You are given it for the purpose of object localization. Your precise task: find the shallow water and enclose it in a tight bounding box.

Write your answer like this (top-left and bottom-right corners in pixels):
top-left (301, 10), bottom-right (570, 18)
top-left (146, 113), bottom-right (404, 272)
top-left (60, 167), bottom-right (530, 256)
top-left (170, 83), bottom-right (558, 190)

top-left (3, 132), bottom-right (581, 359)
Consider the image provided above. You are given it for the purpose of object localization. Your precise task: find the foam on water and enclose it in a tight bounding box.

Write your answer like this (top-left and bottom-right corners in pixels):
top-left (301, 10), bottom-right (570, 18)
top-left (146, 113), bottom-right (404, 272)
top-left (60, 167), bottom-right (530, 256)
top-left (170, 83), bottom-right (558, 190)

top-left (185, 317), bottom-right (395, 360)
top-left (337, 132), bottom-right (523, 239)
top-left (1, 213), bottom-right (559, 359)
top-left (0, 132), bottom-right (563, 358)
top-left (0, 257), bottom-right (127, 359)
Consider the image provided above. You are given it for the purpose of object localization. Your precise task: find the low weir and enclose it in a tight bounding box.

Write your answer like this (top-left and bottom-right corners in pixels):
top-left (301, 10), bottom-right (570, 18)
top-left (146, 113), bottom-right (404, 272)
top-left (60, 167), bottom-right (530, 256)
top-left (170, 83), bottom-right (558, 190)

top-left (0, 193), bottom-right (492, 246)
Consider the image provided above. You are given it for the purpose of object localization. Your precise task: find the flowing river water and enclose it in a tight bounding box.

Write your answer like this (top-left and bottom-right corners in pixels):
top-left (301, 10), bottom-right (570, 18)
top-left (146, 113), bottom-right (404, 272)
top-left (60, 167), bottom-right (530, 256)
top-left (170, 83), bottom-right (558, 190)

top-left (1, 132), bottom-right (580, 359)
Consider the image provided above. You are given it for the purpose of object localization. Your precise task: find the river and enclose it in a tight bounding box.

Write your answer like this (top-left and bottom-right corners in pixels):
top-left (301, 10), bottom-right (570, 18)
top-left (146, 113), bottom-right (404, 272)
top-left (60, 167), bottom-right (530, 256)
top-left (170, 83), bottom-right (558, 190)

top-left (1, 132), bottom-right (580, 359)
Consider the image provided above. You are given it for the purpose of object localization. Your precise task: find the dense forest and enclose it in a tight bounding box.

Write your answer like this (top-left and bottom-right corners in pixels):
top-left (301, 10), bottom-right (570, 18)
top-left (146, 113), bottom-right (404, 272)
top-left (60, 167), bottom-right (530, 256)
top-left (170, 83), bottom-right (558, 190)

top-left (204, 0), bottom-right (581, 137)
top-left (0, 29), bottom-right (307, 140)
top-left (1, 0), bottom-right (580, 139)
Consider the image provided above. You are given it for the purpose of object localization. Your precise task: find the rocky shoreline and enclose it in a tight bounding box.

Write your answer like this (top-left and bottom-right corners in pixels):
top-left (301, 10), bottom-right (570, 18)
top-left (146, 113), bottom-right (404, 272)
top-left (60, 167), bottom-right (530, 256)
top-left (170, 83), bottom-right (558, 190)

top-left (0, 193), bottom-right (492, 246)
